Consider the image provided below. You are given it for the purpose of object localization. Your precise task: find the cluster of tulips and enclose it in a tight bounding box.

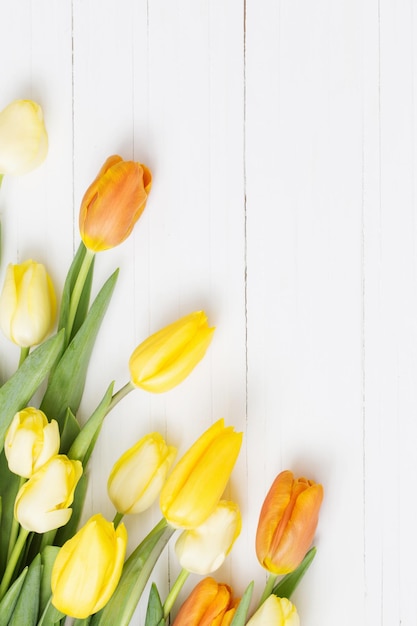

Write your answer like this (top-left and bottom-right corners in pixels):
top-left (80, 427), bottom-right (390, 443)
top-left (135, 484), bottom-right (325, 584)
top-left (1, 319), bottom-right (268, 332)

top-left (0, 98), bottom-right (324, 625)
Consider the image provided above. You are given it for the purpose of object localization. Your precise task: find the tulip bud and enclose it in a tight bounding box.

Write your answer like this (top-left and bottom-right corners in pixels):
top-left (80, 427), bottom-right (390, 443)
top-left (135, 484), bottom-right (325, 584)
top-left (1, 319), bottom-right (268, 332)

top-left (129, 311), bottom-right (215, 393)
top-left (51, 514), bottom-right (127, 619)
top-left (5, 407), bottom-right (60, 478)
top-left (160, 419), bottom-right (242, 529)
top-left (107, 432), bottom-right (177, 515)
top-left (256, 470), bottom-right (324, 575)
top-left (0, 259), bottom-right (57, 347)
top-left (172, 577), bottom-right (238, 626)
top-left (14, 455), bottom-right (82, 533)
top-left (175, 500), bottom-right (241, 574)
top-left (246, 595), bottom-right (300, 626)
top-left (79, 154), bottom-right (152, 252)
top-left (0, 99), bottom-right (48, 175)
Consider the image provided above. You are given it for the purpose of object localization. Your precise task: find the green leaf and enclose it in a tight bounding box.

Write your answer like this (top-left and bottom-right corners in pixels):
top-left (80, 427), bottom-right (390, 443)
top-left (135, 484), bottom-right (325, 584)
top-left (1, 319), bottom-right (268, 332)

top-left (59, 408), bottom-right (81, 454)
top-left (0, 452), bottom-right (21, 579)
top-left (54, 474), bottom-right (88, 547)
top-left (0, 331), bottom-right (65, 452)
top-left (144, 583), bottom-right (164, 626)
top-left (0, 567), bottom-right (28, 626)
top-left (40, 269), bottom-right (119, 427)
top-left (73, 617), bottom-right (92, 626)
top-left (91, 519), bottom-right (175, 626)
top-left (230, 581), bottom-right (254, 626)
top-left (8, 553), bottom-right (41, 626)
top-left (272, 546), bottom-right (317, 599)
top-left (40, 546), bottom-right (60, 616)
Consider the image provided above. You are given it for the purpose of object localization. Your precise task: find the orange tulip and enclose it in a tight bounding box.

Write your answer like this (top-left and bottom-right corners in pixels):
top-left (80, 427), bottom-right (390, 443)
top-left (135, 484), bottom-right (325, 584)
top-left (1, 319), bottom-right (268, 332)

top-left (256, 469), bottom-right (323, 575)
top-left (79, 154), bottom-right (152, 252)
top-left (172, 577), bottom-right (238, 626)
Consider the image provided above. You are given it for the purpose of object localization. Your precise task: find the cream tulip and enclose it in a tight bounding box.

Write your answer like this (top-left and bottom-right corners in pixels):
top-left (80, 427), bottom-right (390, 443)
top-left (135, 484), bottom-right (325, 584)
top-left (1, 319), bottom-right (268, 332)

top-left (246, 595), bottom-right (300, 626)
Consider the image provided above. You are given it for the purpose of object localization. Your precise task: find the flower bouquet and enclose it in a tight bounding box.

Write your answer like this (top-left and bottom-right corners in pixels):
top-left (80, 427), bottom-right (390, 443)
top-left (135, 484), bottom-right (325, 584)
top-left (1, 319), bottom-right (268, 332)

top-left (0, 98), bottom-right (324, 625)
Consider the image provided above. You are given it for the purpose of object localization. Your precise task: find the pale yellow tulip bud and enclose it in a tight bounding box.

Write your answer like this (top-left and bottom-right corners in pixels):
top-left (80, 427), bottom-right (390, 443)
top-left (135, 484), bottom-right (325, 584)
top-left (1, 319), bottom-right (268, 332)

top-left (0, 99), bottom-right (48, 175)
top-left (14, 455), bottom-right (82, 533)
top-left (175, 500), bottom-right (241, 575)
top-left (246, 595), bottom-right (300, 626)
top-left (0, 259), bottom-right (57, 347)
top-left (107, 432), bottom-right (177, 515)
top-left (51, 514), bottom-right (127, 619)
top-left (5, 407), bottom-right (60, 478)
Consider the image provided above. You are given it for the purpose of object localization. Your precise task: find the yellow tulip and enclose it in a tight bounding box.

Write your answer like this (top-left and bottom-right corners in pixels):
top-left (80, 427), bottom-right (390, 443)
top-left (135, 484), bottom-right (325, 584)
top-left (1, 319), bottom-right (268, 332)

top-left (246, 595), bottom-right (300, 626)
top-left (4, 407), bottom-right (60, 478)
top-left (14, 455), bottom-right (82, 533)
top-left (129, 311), bottom-right (215, 393)
top-left (79, 154), bottom-right (152, 252)
top-left (51, 514), bottom-right (127, 619)
top-left (175, 500), bottom-right (241, 574)
top-left (0, 99), bottom-right (48, 175)
top-left (172, 577), bottom-right (238, 626)
top-left (256, 470), bottom-right (324, 575)
top-left (160, 419), bottom-right (242, 529)
top-left (107, 432), bottom-right (177, 515)
top-left (0, 259), bottom-right (57, 347)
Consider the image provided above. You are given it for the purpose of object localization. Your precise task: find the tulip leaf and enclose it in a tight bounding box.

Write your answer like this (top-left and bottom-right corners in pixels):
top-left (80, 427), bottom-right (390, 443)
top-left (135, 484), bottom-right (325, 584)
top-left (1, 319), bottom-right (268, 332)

top-left (8, 552), bottom-right (41, 626)
top-left (39, 546), bottom-right (60, 616)
top-left (230, 581), bottom-right (254, 626)
top-left (144, 583), bottom-right (164, 626)
top-left (40, 269), bottom-right (119, 426)
top-left (0, 452), bottom-right (21, 579)
top-left (59, 408), bottom-right (81, 454)
top-left (54, 473), bottom-right (88, 547)
top-left (272, 546), bottom-right (317, 600)
top-left (37, 599), bottom-right (64, 626)
top-left (0, 331), bottom-right (65, 452)
top-left (90, 519), bottom-right (175, 626)
top-left (0, 566), bottom-right (28, 626)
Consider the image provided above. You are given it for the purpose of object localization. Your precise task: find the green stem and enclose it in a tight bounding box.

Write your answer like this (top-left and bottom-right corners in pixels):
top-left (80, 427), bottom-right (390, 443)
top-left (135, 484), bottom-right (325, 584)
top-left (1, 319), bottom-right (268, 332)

top-left (108, 381), bottom-right (135, 413)
top-left (113, 512), bottom-right (124, 529)
top-left (66, 247), bottom-right (95, 344)
top-left (0, 174), bottom-right (4, 188)
top-left (7, 476), bottom-right (26, 561)
top-left (0, 526), bottom-right (29, 601)
top-left (18, 346), bottom-right (30, 367)
top-left (258, 572), bottom-right (277, 607)
top-left (163, 568), bottom-right (190, 619)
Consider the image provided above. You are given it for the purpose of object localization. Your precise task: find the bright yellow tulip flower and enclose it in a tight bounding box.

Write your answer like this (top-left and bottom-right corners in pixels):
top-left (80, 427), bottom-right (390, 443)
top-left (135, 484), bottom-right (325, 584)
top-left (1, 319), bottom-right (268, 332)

top-left (51, 514), bottom-right (127, 619)
top-left (160, 419), bottom-right (242, 529)
top-left (107, 432), bottom-right (177, 515)
top-left (175, 500), bottom-right (241, 574)
top-left (5, 407), bottom-right (60, 478)
top-left (129, 311), bottom-right (215, 393)
top-left (14, 455), bottom-right (82, 533)
top-left (0, 259), bottom-right (56, 347)
top-left (246, 595), bottom-right (300, 626)
top-left (79, 154), bottom-right (152, 252)
top-left (0, 99), bottom-right (48, 175)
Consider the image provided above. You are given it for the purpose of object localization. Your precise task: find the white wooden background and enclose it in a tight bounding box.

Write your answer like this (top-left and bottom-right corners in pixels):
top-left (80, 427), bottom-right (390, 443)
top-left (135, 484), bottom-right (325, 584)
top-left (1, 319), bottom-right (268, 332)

top-left (1, 1), bottom-right (417, 624)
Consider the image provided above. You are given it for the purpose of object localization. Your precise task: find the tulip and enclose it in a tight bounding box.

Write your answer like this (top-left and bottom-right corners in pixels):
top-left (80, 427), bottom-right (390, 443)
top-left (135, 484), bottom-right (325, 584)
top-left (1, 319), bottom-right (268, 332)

top-left (256, 470), bottom-right (323, 575)
top-left (0, 259), bottom-right (57, 347)
top-left (172, 577), bottom-right (238, 626)
top-left (79, 154), bottom-right (152, 252)
top-left (246, 595), bottom-right (300, 626)
top-left (107, 432), bottom-right (177, 515)
top-left (129, 311), bottom-right (215, 393)
top-left (4, 407), bottom-right (60, 478)
top-left (175, 500), bottom-right (241, 574)
top-left (51, 513), bottom-right (127, 619)
top-left (14, 455), bottom-right (82, 533)
top-left (0, 99), bottom-right (48, 175)
top-left (160, 419), bottom-right (242, 529)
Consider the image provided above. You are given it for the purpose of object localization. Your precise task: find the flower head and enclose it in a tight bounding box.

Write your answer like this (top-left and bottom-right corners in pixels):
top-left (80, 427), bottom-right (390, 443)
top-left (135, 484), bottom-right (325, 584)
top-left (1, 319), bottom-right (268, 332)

top-left (256, 469), bottom-right (324, 575)
top-left (129, 311), bottom-right (215, 393)
top-left (0, 259), bottom-right (57, 347)
top-left (160, 419), bottom-right (242, 529)
top-left (107, 432), bottom-right (177, 515)
top-left (246, 595), bottom-right (299, 626)
top-left (79, 154), bottom-right (152, 252)
top-left (0, 99), bottom-right (48, 175)
top-left (172, 577), bottom-right (238, 626)
top-left (51, 514), bottom-right (127, 618)
top-left (5, 407), bottom-right (60, 478)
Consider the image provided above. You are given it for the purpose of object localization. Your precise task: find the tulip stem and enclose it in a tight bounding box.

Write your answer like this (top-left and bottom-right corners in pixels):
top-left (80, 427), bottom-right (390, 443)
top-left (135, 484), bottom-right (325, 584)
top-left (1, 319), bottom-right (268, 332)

top-left (0, 526), bottom-right (30, 601)
top-left (108, 381), bottom-right (135, 412)
top-left (18, 346), bottom-right (30, 367)
top-left (113, 512), bottom-right (124, 528)
top-left (66, 247), bottom-right (95, 344)
top-left (258, 572), bottom-right (277, 607)
top-left (0, 174), bottom-right (3, 188)
top-left (163, 567), bottom-right (190, 619)
top-left (7, 476), bottom-right (26, 561)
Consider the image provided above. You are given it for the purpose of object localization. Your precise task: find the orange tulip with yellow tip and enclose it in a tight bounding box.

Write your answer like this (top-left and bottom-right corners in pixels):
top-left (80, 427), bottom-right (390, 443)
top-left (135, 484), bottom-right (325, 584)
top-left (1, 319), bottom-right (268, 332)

top-left (172, 577), bottom-right (238, 626)
top-left (79, 154), bottom-right (152, 252)
top-left (256, 469), bottom-right (323, 575)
